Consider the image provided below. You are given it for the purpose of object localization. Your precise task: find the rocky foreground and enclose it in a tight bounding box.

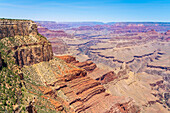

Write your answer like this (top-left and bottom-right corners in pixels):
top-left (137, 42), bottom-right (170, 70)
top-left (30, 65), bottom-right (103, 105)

top-left (56, 55), bottom-right (170, 113)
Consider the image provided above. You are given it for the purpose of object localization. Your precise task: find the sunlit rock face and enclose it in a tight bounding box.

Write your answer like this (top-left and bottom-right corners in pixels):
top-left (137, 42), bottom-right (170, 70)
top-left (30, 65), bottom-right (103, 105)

top-left (0, 19), bottom-right (38, 39)
top-left (0, 19), bottom-right (53, 67)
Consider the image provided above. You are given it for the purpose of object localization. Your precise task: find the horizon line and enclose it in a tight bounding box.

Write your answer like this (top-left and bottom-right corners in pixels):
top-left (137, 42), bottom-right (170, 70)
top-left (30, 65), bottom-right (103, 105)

top-left (1, 18), bottom-right (170, 23)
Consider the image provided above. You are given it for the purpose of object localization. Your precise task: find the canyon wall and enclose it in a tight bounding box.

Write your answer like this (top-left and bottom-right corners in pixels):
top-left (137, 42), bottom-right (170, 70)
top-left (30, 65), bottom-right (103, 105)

top-left (0, 19), bottom-right (53, 67)
top-left (0, 19), bottom-right (38, 39)
top-left (37, 26), bottom-right (69, 55)
top-left (13, 41), bottom-right (53, 67)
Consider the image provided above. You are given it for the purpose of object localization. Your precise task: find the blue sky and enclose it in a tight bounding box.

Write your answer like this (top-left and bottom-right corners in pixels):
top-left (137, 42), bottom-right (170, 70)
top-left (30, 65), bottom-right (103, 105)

top-left (0, 0), bottom-right (170, 22)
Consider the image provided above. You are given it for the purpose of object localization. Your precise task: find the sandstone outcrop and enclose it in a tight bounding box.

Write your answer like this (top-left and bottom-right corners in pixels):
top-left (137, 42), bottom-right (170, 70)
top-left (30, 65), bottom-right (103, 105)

top-left (96, 63), bottom-right (129, 84)
top-left (0, 19), bottom-right (38, 39)
top-left (0, 19), bottom-right (53, 67)
top-left (56, 55), bottom-right (97, 72)
top-left (103, 71), bottom-right (169, 113)
top-left (56, 55), bottom-right (76, 63)
top-left (22, 58), bottom-right (140, 113)
top-left (13, 41), bottom-right (53, 67)
top-left (96, 71), bottom-right (116, 84)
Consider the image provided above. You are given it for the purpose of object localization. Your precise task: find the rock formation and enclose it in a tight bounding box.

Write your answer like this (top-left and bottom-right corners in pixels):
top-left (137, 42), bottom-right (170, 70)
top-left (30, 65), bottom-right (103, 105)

top-left (99, 70), bottom-right (169, 112)
top-left (0, 19), bottom-right (140, 113)
top-left (0, 19), bottom-right (37, 39)
top-left (96, 63), bottom-right (129, 84)
top-left (56, 55), bottom-right (97, 72)
top-left (13, 41), bottom-right (53, 67)
top-left (36, 20), bottom-right (170, 112)
top-left (37, 26), bottom-right (69, 55)
top-left (37, 26), bottom-right (71, 38)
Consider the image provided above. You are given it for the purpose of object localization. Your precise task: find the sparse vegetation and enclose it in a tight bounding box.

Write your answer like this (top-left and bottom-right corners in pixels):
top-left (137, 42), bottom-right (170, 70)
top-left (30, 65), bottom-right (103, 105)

top-left (0, 18), bottom-right (31, 21)
top-left (0, 36), bottom-right (24, 112)
top-left (0, 61), bottom-right (23, 112)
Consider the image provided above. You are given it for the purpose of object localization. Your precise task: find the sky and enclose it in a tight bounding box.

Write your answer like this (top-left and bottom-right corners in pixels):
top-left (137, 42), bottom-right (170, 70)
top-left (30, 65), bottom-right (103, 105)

top-left (0, 0), bottom-right (170, 22)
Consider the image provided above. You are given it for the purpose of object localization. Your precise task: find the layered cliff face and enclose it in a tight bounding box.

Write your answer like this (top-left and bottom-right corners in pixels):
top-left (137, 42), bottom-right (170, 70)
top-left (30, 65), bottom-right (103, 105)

top-left (0, 19), bottom-right (140, 113)
top-left (104, 71), bottom-right (169, 113)
top-left (94, 64), bottom-right (169, 113)
top-left (37, 26), bottom-right (69, 55)
top-left (96, 63), bottom-right (129, 84)
top-left (48, 37), bottom-right (68, 55)
top-left (0, 19), bottom-right (38, 39)
top-left (12, 41), bottom-right (53, 67)
top-left (56, 55), bottom-right (97, 72)
top-left (37, 26), bottom-right (71, 38)
top-left (0, 19), bottom-right (53, 67)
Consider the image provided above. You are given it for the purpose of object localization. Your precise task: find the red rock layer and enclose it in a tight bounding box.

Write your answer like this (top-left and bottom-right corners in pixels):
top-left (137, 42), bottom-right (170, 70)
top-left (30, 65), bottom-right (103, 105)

top-left (37, 26), bottom-right (71, 38)
top-left (96, 64), bottom-right (129, 84)
top-left (52, 56), bottom-right (140, 112)
top-left (56, 55), bottom-right (97, 72)
top-left (56, 55), bottom-right (76, 63)
top-left (47, 72), bottom-right (140, 113)
top-left (37, 26), bottom-right (70, 54)
top-left (96, 71), bottom-right (116, 84)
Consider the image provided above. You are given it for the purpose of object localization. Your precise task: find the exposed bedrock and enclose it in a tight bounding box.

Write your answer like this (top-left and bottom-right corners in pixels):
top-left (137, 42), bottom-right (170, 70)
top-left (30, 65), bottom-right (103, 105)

top-left (94, 62), bottom-right (169, 112)
top-left (22, 55), bottom-right (141, 112)
top-left (165, 30), bottom-right (170, 35)
top-left (0, 19), bottom-right (53, 67)
top-left (56, 55), bottom-right (76, 63)
top-left (147, 64), bottom-right (170, 71)
top-left (56, 55), bottom-right (97, 72)
top-left (0, 19), bottom-right (38, 39)
top-left (96, 71), bottom-right (118, 84)
top-left (40, 66), bottom-right (140, 113)
top-left (145, 69), bottom-right (170, 83)
top-left (37, 26), bottom-right (71, 38)
top-left (37, 26), bottom-right (70, 55)
top-left (96, 63), bottom-right (130, 84)
top-left (87, 50), bottom-right (161, 73)
top-left (49, 38), bottom-right (68, 55)
top-left (52, 55), bottom-right (140, 112)
top-left (13, 42), bottom-right (53, 67)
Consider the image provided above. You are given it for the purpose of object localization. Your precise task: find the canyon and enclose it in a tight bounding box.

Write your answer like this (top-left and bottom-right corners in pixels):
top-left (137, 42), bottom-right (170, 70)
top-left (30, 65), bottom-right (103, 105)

top-left (36, 21), bottom-right (170, 112)
top-left (0, 19), bottom-right (169, 113)
top-left (0, 19), bottom-right (141, 113)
